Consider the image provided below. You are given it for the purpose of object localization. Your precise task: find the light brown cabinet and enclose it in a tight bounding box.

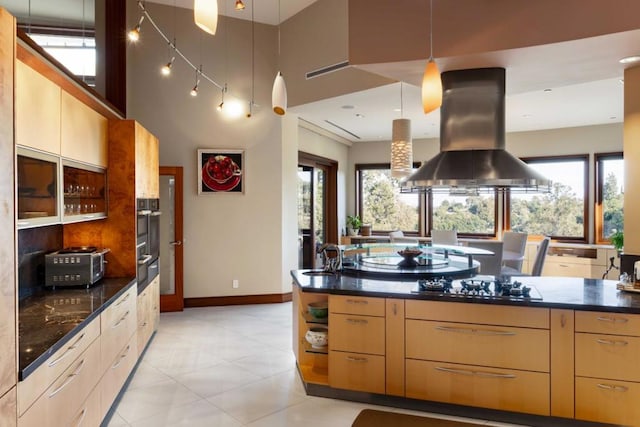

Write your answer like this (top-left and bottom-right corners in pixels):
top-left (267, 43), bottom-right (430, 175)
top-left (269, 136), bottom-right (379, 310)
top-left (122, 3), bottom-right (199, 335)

top-left (100, 286), bottom-right (137, 373)
top-left (60, 91), bottom-right (108, 168)
top-left (292, 286), bottom-right (328, 385)
top-left (137, 276), bottom-right (160, 356)
top-left (99, 334), bottom-right (138, 421)
top-left (0, 387), bottom-right (16, 427)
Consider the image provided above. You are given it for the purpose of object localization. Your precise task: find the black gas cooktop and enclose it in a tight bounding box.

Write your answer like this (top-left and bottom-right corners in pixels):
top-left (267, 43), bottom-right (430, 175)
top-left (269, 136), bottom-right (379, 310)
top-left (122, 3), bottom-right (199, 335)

top-left (412, 277), bottom-right (542, 300)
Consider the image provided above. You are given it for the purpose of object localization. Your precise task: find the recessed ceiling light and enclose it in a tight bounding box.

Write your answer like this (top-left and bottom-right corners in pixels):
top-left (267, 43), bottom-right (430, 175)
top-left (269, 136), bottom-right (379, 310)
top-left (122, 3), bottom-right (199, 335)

top-left (393, 108), bottom-right (401, 112)
top-left (543, 88), bottom-right (552, 92)
top-left (522, 114), bottom-right (531, 118)
top-left (341, 105), bottom-right (355, 109)
top-left (619, 55), bottom-right (640, 64)
top-left (355, 113), bottom-right (365, 118)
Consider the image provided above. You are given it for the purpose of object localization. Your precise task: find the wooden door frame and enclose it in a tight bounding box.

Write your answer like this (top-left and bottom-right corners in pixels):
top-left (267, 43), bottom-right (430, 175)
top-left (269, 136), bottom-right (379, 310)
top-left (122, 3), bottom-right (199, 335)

top-left (298, 152), bottom-right (338, 244)
top-left (159, 166), bottom-right (184, 312)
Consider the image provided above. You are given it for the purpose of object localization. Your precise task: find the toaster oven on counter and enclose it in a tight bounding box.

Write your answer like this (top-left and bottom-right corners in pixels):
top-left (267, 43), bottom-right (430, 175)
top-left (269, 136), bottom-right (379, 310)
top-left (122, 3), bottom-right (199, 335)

top-left (45, 246), bottom-right (110, 288)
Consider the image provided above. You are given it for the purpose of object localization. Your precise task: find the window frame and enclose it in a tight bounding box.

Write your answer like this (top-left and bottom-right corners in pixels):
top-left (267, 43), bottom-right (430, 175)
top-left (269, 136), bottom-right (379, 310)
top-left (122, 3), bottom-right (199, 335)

top-left (506, 154), bottom-right (589, 243)
top-left (594, 151), bottom-right (624, 244)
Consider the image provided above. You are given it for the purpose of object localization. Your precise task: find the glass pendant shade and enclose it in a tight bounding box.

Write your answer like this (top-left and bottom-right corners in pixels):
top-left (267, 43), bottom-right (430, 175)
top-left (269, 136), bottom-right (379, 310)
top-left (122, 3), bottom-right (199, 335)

top-left (422, 59), bottom-right (442, 114)
top-left (194, 0), bottom-right (218, 35)
top-left (272, 71), bottom-right (287, 116)
top-left (391, 118), bottom-right (413, 178)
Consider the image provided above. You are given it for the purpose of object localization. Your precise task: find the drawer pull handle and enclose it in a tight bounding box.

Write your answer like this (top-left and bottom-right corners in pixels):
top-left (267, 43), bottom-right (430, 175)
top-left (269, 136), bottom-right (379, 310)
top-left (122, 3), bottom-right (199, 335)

top-left (435, 326), bottom-right (516, 336)
top-left (115, 293), bottom-right (131, 306)
top-left (596, 316), bottom-right (629, 324)
top-left (597, 383), bottom-right (629, 392)
top-left (48, 359), bottom-right (85, 398)
top-left (112, 310), bottom-right (130, 329)
top-left (48, 332), bottom-right (86, 367)
top-left (346, 299), bottom-right (368, 305)
top-left (72, 408), bottom-right (87, 427)
top-left (112, 345), bottom-right (132, 369)
top-left (435, 366), bottom-right (516, 379)
top-left (596, 338), bottom-right (628, 346)
top-left (346, 356), bottom-right (368, 363)
top-left (346, 318), bottom-right (369, 324)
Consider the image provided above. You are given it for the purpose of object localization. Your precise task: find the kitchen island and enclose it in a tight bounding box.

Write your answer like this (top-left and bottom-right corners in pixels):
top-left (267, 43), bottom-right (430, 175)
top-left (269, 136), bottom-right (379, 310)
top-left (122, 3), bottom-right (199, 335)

top-left (292, 270), bottom-right (640, 427)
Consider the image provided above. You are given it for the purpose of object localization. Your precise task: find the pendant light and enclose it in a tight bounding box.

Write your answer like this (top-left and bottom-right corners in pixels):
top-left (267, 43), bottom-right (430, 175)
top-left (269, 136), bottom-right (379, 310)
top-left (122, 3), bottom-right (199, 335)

top-left (194, 0), bottom-right (218, 35)
top-left (391, 83), bottom-right (413, 178)
top-left (422, 0), bottom-right (442, 114)
top-left (272, 0), bottom-right (287, 115)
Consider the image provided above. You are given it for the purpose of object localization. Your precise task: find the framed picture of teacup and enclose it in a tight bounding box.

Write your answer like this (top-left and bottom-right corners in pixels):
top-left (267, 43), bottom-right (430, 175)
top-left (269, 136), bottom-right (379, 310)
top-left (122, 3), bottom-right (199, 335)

top-left (197, 149), bottom-right (244, 194)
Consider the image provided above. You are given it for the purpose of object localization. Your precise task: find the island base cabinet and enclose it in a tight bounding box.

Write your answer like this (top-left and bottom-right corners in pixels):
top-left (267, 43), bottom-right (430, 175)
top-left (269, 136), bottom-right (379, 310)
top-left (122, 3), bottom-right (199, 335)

top-left (575, 377), bottom-right (640, 427)
top-left (405, 360), bottom-right (550, 416)
top-left (329, 351), bottom-right (385, 394)
top-left (100, 334), bottom-right (138, 420)
top-left (18, 338), bottom-right (101, 427)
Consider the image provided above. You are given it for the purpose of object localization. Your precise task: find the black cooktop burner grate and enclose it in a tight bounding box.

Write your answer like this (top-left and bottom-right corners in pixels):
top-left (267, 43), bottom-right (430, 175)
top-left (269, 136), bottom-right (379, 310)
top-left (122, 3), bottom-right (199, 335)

top-left (413, 277), bottom-right (542, 300)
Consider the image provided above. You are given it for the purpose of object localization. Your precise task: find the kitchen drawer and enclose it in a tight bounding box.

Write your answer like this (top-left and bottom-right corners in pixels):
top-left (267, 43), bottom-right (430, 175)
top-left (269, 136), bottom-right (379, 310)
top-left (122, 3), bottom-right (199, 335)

top-left (100, 333), bottom-right (138, 421)
top-left (576, 376), bottom-right (640, 426)
top-left (101, 286), bottom-right (137, 372)
top-left (542, 261), bottom-right (604, 279)
top-left (406, 319), bottom-right (549, 373)
top-left (18, 316), bottom-right (100, 416)
top-left (405, 300), bottom-right (549, 329)
top-left (66, 384), bottom-right (101, 427)
top-left (137, 284), bottom-right (153, 357)
top-left (329, 313), bottom-right (385, 355)
top-left (575, 310), bottom-right (640, 336)
top-left (329, 351), bottom-right (385, 394)
top-left (406, 359), bottom-right (550, 416)
top-left (329, 295), bottom-right (385, 317)
top-left (575, 333), bottom-right (640, 382)
top-left (0, 387), bottom-right (16, 427)
top-left (18, 335), bottom-right (101, 427)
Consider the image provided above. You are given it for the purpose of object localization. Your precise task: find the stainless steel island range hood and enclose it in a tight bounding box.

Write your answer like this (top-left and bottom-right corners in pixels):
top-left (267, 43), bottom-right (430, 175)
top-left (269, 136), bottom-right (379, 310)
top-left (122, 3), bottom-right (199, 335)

top-left (403, 68), bottom-right (551, 193)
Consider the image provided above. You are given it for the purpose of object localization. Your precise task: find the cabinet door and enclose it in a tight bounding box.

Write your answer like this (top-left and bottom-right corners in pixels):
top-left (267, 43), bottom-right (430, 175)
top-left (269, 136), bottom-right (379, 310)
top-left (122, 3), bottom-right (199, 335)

top-left (576, 377), bottom-right (640, 426)
top-left (0, 387), bottom-right (16, 427)
top-left (329, 351), bottom-right (385, 394)
top-left (61, 91), bottom-right (108, 167)
top-left (15, 60), bottom-right (61, 154)
top-left (100, 334), bottom-right (138, 421)
top-left (135, 123), bottom-right (159, 199)
top-left (100, 287), bottom-right (137, 372)
top-left (136, 285), bottom-right (152, 357)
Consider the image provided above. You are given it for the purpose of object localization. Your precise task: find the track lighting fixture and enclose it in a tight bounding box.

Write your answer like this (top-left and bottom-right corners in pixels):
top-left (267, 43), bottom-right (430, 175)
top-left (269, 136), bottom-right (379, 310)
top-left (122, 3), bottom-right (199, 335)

top-left (161, 56), bottom-right (175, 76)
top-left (217, 85), bottom-right (226, 111)
top-left (235, 0), bottom-right (246, 11)
top-left (190, 67), bottom-right (201, 96)
top-left (128, 15), bottom-right (145, 42)
top-left (194, 0), bottom-right (218, 35)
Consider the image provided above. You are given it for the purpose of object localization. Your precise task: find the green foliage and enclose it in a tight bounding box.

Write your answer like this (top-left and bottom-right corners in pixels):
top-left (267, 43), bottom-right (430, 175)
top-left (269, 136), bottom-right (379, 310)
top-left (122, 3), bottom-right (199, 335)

top-left (361, 170), bottom-right (419, 231)
top-left (347, 215), bottom-right (362, 230)
top-left (602, 172), bottom-right (624, 237)
top-left (610, 231), bottom-right (624, 251)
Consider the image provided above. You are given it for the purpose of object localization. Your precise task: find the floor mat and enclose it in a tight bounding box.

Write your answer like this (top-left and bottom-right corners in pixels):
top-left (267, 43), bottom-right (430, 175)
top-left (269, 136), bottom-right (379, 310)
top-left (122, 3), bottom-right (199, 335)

top-left (351, 409), bottom-right (485, 427)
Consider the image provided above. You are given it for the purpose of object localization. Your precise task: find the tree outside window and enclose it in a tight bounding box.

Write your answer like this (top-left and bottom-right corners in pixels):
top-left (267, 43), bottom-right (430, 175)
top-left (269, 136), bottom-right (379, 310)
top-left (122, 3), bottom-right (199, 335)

top-left (431, 193), bottom-right (496, 235)
top-left (596, 154), bottom-right (624, 242)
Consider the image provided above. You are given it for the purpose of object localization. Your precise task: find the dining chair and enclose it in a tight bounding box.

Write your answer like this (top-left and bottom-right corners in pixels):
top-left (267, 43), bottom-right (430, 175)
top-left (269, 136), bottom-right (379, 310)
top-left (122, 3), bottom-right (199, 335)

top-left (389, 230), bottom-right (419, 244)
top-left (469, 240), bottom-right (504, 277)
top-left (431, 229), bottom-right (458, 246)
top-left (502, 237), bottom-right (550, 277)
top-left (501, 231), bottom-right (528, 272)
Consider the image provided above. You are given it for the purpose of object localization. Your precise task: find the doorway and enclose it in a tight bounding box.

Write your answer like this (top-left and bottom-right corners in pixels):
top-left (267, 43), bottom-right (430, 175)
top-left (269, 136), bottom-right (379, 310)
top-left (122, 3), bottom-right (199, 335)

top-left (298, 152), bottom-right (338, 269)
top-left (159, 166), bottom-right (184, 312)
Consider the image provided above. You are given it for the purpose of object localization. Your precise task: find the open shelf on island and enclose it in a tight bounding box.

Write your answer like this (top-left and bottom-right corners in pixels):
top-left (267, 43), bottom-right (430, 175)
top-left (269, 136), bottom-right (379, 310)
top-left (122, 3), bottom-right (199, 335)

top-left (303, 311), bottom-right (328, 324)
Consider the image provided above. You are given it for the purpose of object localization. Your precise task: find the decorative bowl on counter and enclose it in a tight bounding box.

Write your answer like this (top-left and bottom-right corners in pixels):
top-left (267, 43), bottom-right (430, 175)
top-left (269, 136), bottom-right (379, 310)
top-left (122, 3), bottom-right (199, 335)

top-left (305, 326), bottom-right (328, 348)
top-left (307, 301), bottom-right (328, 318)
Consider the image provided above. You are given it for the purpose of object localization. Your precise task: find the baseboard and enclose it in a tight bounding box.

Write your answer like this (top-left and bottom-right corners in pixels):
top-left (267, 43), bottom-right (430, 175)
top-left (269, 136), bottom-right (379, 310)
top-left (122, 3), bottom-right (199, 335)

top-left (184, 292), bottom-right (292, 307)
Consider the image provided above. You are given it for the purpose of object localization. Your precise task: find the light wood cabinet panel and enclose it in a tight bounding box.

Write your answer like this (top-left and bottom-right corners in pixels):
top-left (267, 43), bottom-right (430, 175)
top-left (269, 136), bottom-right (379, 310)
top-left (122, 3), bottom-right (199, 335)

top-left (0, 7), bottom-right (16, 403)
top-left (576, 376), bottom-right (640, 426)
top-left (575, 310), bottom-right (640, 336)
top-left (100, 334), bottom-right (138, 421)
top-left (17, 318), bottom-right (100, 416)
top-left (134, 123), bottom-right (159, 199)
top-left (67, 385), bottom-right (101, 427)
top-left (329, 351), bottom-right (385, 394)
top-left (61, 91), bottom-right (108, 167)
top-left (329, 295), bottom-right (385, 317)
top-left (406, 359), bottom-right (550, 416)
top-left (100, 287), bottom-right (137, 373)
top-left (329, 313), bottom-right (385, 355)
top-left (0, 387), bottom-right (16, 427)
top-left (150, 276), bottom-right (160, 332)
top-left (575, 333), bottom-right (640, 382)
top-left (550, 309), bottom-right (574, 418)
top-left (406, 319), bottom-right (549, 373)
top-left (18, 337), bottom-right (101, 427)
top-left (292, 286), bottom-right (328, 385)
top-left (385, 299), bottom-right (404, 397)
top-left (405, 300), bottom-right (549, 329)
top-left (15, 60), bottom-right (60, 154)
top-left (137, 277), bottom-right (159, 357)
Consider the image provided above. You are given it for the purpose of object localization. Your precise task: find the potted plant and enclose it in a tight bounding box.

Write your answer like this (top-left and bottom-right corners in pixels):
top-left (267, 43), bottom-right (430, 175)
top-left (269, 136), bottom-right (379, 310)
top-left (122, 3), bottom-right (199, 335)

top-left (610, 231), bottom-right (624, 255)
top-left (346, 215), bottom-right (362, 236)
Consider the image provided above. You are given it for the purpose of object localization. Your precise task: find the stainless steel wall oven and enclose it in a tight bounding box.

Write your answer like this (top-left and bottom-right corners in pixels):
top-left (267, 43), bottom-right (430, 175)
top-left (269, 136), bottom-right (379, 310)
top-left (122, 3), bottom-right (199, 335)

top-left (137, 198), bottom-right (161, 288)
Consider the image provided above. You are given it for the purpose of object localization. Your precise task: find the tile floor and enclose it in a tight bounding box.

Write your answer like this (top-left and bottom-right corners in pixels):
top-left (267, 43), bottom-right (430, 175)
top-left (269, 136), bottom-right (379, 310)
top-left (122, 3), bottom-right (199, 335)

top-left (106, 302), bottom-right (529, 427)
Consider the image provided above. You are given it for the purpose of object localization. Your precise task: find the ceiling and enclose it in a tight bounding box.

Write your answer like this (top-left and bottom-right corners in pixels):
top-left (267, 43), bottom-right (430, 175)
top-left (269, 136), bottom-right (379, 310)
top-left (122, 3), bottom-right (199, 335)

top-left (1, 0), bottom-right (635, 143)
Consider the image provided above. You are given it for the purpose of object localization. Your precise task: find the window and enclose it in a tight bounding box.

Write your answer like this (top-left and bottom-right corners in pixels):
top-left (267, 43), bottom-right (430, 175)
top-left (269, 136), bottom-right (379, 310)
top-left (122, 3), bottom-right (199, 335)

top-left (356, 165), bottom-right (421, 234)
top-left (595, 153), bottom-right (624, 243)
top-left (509, 156), bottom-right (588, 241)
top-left (430, 192), bottom-right (497, 236)
top-left (28, 34), bottom-right (96, 86)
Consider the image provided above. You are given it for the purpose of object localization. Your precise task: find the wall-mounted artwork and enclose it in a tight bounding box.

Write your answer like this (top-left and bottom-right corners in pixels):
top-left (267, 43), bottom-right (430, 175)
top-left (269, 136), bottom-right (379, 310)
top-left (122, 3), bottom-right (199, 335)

top-left (197, 149), bottom-right (244, 194)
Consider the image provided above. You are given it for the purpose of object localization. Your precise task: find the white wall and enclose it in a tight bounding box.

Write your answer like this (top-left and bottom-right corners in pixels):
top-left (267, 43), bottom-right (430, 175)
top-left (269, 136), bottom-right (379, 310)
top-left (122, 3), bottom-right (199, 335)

top-left (126, 2), bottom-right (297, 298)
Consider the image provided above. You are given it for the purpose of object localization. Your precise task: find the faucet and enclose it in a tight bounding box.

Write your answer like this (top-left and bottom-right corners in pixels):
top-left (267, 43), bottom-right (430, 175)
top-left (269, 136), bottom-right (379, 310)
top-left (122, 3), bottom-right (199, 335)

top-left (318, 243), bottom-right (342, 273)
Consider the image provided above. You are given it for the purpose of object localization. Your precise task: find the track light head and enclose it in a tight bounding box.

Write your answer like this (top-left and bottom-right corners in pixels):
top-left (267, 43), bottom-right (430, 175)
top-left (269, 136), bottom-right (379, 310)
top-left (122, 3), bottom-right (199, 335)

top-left (127, 15), bottom-right (145, 42)
top-left (161, 57), bottom-right (175, 76)
top-left (217, 101), bottom-right (224, 111)
top-left (235, 0), bottom-right (246, 10)
top-left (190, 86), bottom-right (198, 97)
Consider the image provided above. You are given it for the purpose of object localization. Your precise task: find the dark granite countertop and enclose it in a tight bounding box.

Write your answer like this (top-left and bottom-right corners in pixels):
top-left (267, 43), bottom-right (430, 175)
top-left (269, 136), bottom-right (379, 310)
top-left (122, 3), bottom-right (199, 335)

top-left (18, 277), bottom-right (136, 381)
top-left (291, 270), bottom-right (640, 314)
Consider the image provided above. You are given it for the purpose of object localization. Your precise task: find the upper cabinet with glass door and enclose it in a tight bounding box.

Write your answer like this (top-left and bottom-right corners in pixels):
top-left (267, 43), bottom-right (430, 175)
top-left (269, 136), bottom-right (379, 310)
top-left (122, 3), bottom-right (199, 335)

top-left (17, 148), bottom-right (60, 228)
top-left (62, 161), bottom-right (107, 223)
